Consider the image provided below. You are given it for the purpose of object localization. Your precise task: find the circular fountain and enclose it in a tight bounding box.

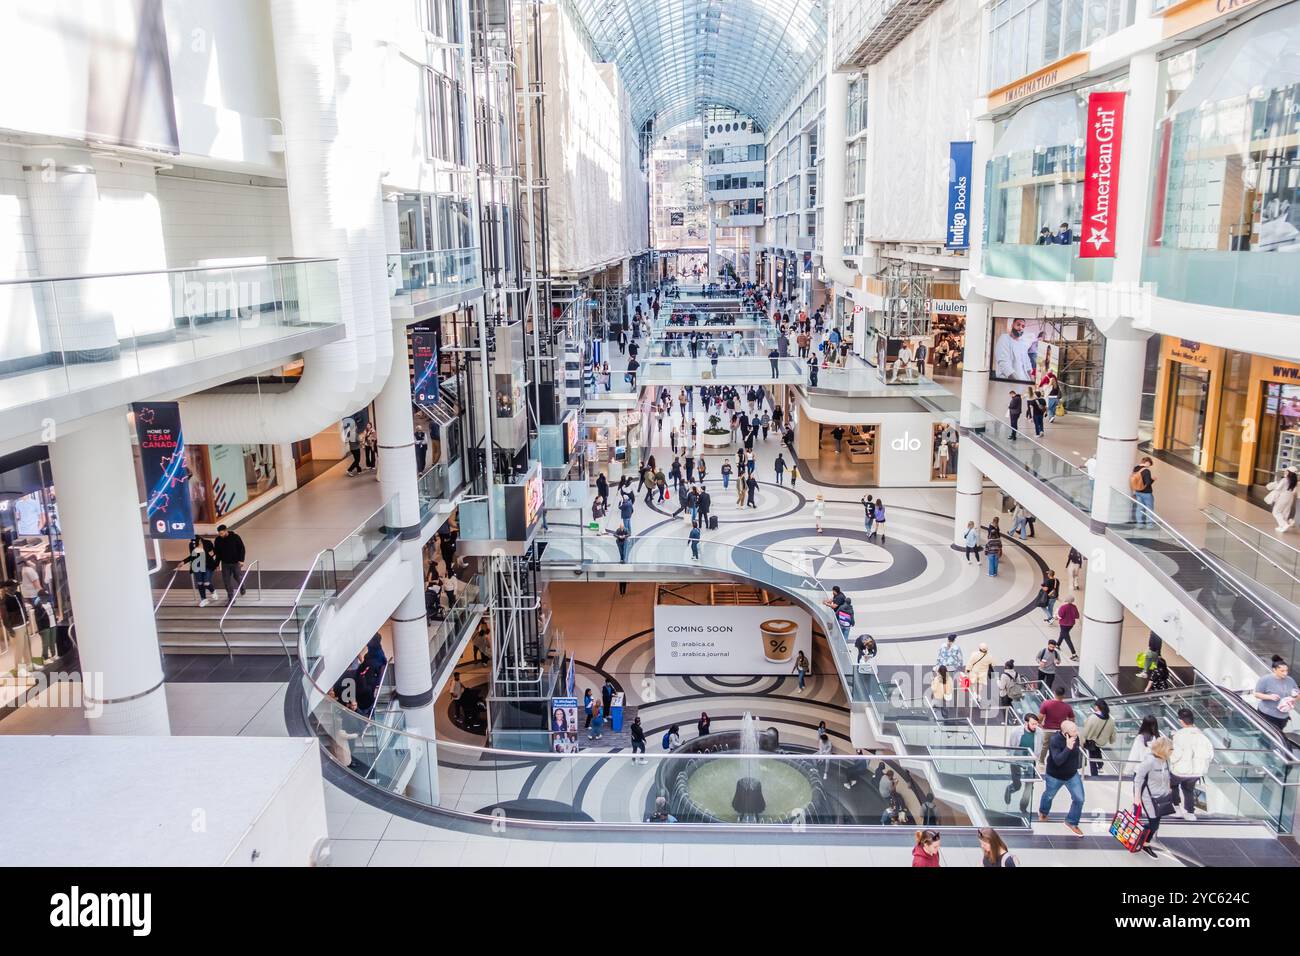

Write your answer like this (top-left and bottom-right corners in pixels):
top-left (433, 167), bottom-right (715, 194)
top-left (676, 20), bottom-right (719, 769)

top-left (659, 712), bottom-right (827, 824)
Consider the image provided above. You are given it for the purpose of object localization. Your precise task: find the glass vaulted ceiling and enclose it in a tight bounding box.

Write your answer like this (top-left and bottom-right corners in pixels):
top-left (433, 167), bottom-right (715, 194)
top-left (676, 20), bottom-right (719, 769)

top-left (566, 0), bottom-right (826, 133)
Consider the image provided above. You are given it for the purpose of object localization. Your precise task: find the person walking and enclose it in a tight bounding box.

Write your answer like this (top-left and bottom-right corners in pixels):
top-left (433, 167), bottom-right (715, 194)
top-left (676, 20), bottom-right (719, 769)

top-left (596, 472), bottom-right (609, 511)
top-left (768, 346), bottom-right (780, 379)
top-left (697, 711), bottom-right (711, 737)
top-left (588, 702), bottom-right (605, 740)
top-left (1039, 570), bottom-right (1061, 623)
top-left (1168, 708), bottom-right (1214, 820)
top-left (1029, 387), bottom-right (1047, 437)
top-left (813, 493), bottom-right (826, 534)
top-left (831, 426), bottom-right (845, 454)
top-left (697, 487), bottom-right (712, 529)
top-left (1082, 699), bottom-right (1117, 777)
top-left (1266, 467), bottom-right (1298, 533)
top-left (912, 830), bottom-right (942, 867)
top-left (1055, 596), bottom-right (1080, 660)
top-left (688, 521), bottom-right (701, 561)
top-left (618, 494), bottom-right (635, 534)
top-left (1003, 712), bottom-right (1039, 807)
top-left (1132, 737), bottom-right (1176, 857)
top-left (1131, 456), bottom-right (1156, 526)
top-left (966, 642), bottom-right (996, 699)
top-left (979, 828), bottom-right (1018, 867)
top-left (789, 462), bottom-right (799, 488)
top-left (984, 526), bottom-right (1003, 576)
top-left (1035, 641), bottom-right (1061, 689)
top-left (1007, 390), bottom-right (1022, 441)
top-left (1038, 719), bottom-right (1086, 835)
top-left (873, 498), bottom-right (887, 544)
top-left (183, 534), bottom-right (216, 607)
top-left (774, 453), bottom-right (787, 485)
top-left (793, 650), bottom-right (810, 694)
top-left (363, 422), bottom-right (378, 471)
top-left (583, 688), bottom-right (593, 728)
top-left (343, 416), bottom-right (363, 476)
top-left (962, 520), bottom-right (981, 563)
top-left (720, 460), bottom-right (732, 490)
top-left (1065, 546), bottom-right (1084, 591)
top-left (212, 524), bottom-right (247, 606)
top-left (613, 524), bottom-right (630, 563)
top-left (1253, 658), bottom-right (1299, 732)
top-left (746, 474), bottom-right (759, 509)
top-left (630, 716), bottom-right (647, 764)
top-left (936, 633), bottom-right (964, 674)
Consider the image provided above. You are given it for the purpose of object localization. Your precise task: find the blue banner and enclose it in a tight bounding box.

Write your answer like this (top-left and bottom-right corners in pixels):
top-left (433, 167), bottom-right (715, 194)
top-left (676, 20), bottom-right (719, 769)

top-left (410, 326), bottom-right (438, 403)
top-left (946, 141), bottom-right (974, 249)
top-left (132, 402), bottom-right (194, 539)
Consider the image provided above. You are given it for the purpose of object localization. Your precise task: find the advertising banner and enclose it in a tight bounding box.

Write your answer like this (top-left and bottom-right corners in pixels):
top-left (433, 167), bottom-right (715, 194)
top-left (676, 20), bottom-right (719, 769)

top-left (654, 604), bottom-right (812, 675)
top-left (132, 402), bottom-right (194, 539)
top-left (1080, 91), bottom-right (1126, 259)
top-left (208, 444), bottom-right (251, 518)
top-left (945, 141), bottom-right (974, 249)
top-left (550, 696), bottom-right (580, 753)
top-left (411, 326), bottom-right (438, 403)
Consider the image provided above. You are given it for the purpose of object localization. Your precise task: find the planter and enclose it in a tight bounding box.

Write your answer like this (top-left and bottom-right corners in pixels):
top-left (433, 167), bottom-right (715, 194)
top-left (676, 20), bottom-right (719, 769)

top-left (701, 430), bottom-right (732, 448)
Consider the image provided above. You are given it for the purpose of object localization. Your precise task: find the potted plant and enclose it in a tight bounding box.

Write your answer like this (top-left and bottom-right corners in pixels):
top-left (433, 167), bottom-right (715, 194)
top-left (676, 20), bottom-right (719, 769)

top-left (702, 413), bottom-right (731, 448)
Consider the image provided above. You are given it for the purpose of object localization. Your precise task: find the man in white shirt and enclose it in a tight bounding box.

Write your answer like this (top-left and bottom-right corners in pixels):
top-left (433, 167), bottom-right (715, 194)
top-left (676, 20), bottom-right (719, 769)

top-left (891, 341), bottom-right (913, 382)
top-left (994, 318), bottom-right (1036, 382)
top-left (1168, 708), bottom-right (1214, 820)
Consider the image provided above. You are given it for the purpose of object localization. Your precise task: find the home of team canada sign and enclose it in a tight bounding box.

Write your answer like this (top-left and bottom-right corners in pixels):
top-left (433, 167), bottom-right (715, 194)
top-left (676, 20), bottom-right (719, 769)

top-left (1080, 91), bottom-right (1126, 259)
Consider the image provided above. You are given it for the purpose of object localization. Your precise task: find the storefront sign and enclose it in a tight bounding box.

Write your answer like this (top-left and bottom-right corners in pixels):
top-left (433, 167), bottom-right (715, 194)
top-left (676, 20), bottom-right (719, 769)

top-left (932, 299), bottom-right (968, 316)
top-left (1161, 0), bottom-right (1264, 39)
top-left (945, 141), bottom-right (973, 249)
top-left (410, 325), bottom-right (437, 403)
top-left (987, 52), bottom-right (1090, 110)
top-left (654, 605), bottom-right (812, 675)
top-left (1169, 338), bottom-right (1214, 366)
top-left (132, 402), bottom-right (194, 539)
top-left (1080, 91), bottom-right (1126, 259)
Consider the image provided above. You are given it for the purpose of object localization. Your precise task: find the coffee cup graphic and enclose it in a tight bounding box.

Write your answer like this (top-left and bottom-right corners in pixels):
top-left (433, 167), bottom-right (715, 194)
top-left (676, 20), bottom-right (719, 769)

top-left (760, 618), bottom-right (798, 663)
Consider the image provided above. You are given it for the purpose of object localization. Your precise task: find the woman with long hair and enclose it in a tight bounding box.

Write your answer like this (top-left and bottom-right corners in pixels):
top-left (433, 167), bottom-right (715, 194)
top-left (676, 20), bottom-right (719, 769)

top-left (979, 827), bottom-right (1017, 867)
top-left (912, 829), bottom-right (941, 867)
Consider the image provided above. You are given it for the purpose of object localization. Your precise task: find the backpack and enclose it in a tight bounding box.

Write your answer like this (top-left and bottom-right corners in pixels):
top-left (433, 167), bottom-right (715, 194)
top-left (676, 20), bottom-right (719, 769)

top-left (662, 731), bottom-right (672, 751)
top-left (1128, 470), bottom-right (1144, 493)
top-left (1005, 679), bottom-right (1026, 701)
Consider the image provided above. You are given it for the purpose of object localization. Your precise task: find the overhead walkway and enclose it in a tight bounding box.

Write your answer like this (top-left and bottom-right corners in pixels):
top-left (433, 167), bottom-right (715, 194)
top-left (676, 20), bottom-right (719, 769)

top-left (636, 356), bottom-right (807, 387)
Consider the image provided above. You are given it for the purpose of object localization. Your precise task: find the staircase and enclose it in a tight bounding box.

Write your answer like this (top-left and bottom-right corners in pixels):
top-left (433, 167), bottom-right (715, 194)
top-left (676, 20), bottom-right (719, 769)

top-left (153, 588), bottom-right (300, 656)
top-left (709, 583), bottom-right (767, 606)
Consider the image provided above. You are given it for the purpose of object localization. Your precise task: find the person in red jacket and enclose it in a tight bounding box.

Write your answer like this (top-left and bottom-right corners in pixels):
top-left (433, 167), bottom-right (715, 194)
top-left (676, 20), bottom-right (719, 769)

top-left (1056, 596), bottom-right (1081, 661)
top-left (912, 829), bottom-right (942, 867)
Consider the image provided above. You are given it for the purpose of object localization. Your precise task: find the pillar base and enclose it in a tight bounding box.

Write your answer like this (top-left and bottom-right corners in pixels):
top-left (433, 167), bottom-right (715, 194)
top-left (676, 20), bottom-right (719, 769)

top-left (86, 682), bottom-right (171, 736)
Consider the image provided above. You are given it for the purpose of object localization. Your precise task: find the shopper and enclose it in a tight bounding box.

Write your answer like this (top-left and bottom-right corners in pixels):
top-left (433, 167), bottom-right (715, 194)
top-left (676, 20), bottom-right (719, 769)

top-left (630, 716), bottom-right (647, 763)
top-left (936, 633), bottom-right (964, 673)
top-left (363, 422), bottom-right (378, 471)
top-left (1037, 684), bottom-right (1074, 766)
top-left (997, 661), bottom-right (1024, 708)
top-left (1035, 641), bottom-right (1061, 689)
top-left (1266, 467), bottom-right (1298, 533)
top-left (966, 642), bottom-right (995, 698)
top-left (931, 665), bottom-right (955, 717)
top-left (688, 521), bottom-right (701, 561)
top-left (697, 711), bottom-right (711, 737)
top-left (793, 650), bottom-right (810, 694)
top-left (212, 524), bottom-right (247, 606)
top-left (414, 426), bottom-right (429, 473)
top-left (1065, 546), bottom-right (1084, 591)
top-left (1254, 658), bottom-right (1299, 732)
top-left (817, 732), bottom-right (833, 780)
top-left (813, 493), bottom-right (826, 533)
top-left (768, 346), bottom-right (780, 378)
top-left (774, 453), bottom-right (787, 485)
top-left (979, 828), bottom-right (1018, 868)
top-left (1132, 737), bottom-right (1176, 857)
top-left (1038, 719), bottom-right (1086, 835)
top-left (1039, 570), bottom-right (1061, 623)
top-left (183, 534), bottom-right (216, 607)
top-left (1055, 596), bottom-right (1080, 660)
top-left (746, 474), bottom-right (759, 509)
top-left (831, 425), bottom-right (845, 454)
top-left (588, 702), bottom-right (604, 740)
top-left (1127, 715), bottom-right (1160, 777)
top-left (1003, 712), bottom-right (1039, 807)
top-left (1029, 387), bottom-right (1047, 437)
top-left (583, 688), bottom-right (593, 728)
top-left (873, 498), bottom-right (887, 543)
top-left (1131, 456), bottom-right (1156, 527)
top-left (984, 526), bottom-right (1003, 576)
top-left (788, 462), bottom-right (799, 488)
top-left (962, 520), bottom-right (980, 563)
top-left (1007, 390), bottom-right (1022, 441)
top-left (343, 416), bottom-right (363, 476)
top-left (1082, 699), bottom-right (1117, 777)
top-left (613, 524), bottom-right (630, 563)
top-left (912, 830), bottom-right (942, 867)
top-left (1168, 708), bottom-right (1214, 820)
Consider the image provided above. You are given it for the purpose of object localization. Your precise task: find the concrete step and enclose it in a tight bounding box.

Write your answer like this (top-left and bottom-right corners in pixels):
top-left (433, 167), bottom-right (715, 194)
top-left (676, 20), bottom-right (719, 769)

top-left (157, 630), bottom-right (296, 656)
top-left (155, 605), bottom-right (294, 622)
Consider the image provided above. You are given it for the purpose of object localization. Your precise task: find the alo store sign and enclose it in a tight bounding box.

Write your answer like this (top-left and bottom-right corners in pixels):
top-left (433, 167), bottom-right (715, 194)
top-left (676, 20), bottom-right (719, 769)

top-left (1080, 91), bottom-right (1126, 259)
top-left (945, 141), bottom-right (973, 249)
top-left (132, 402), bottom-right (194, 539)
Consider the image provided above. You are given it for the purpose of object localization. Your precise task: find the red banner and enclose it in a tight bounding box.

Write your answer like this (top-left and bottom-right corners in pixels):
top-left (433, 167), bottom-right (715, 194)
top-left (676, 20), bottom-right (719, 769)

top-left (1079, 91), bottom-right (1126, 259)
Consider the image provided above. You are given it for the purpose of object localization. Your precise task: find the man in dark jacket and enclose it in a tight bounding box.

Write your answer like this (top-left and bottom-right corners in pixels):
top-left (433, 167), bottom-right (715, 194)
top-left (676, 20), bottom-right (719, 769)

top-left (1008, 390), bottom-right (1023, 441)
top-left (212, 524), bottom-right (247, 606)
top-left (1037, 719), bottom-right (1085, 834)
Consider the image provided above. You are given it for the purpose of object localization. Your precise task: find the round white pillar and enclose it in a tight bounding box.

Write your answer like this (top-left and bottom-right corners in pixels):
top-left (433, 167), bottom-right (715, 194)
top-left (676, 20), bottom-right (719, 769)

top-left (48, 411), bottom-right (170, 734)
top-left (707, 205), bottom-right (718, 280)
top-left (1079, 557), bottom-right (1124, 682)
top-left (954, 296), bottom-right (992, 544)
top-left (373, 320), bottom-right (439, 802)
top-left (1090, 333), bottom-right (1150, 526)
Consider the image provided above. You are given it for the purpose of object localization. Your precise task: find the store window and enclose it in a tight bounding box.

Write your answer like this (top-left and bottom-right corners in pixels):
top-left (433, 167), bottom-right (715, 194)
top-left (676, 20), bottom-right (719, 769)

top-left (1213, 350), bottom-right (1252, 476)
top-left (0, 452), bottom-right (67, 655)
top-left (1163, 362), bottom-right (1212, 469)
top-left (984, 83), bottom-right (1120, 282)
top-left (1254, 383), bottom-right (1300, 490)
top-left (1144, 5), bottom-right (1300, 315)
top-left (189, 445), bottom-right (278, 523)
top-left (986, 0), bottom-right (1135, 92)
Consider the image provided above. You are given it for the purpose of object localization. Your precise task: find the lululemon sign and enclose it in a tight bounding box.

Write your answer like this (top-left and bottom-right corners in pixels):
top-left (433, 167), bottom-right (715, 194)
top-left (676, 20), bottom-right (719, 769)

top-left (1080, 91), bottom-right (1126, 259)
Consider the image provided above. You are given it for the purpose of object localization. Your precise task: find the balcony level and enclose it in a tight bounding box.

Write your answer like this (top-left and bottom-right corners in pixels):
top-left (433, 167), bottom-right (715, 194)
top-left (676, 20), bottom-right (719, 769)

top-left (0, 259), bottom-right (345, 453)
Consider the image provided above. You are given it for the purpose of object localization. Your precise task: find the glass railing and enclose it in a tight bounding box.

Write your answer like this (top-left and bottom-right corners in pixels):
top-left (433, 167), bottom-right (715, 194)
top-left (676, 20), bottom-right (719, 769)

top-left (417, 464), bottom-right (451, 523)
top-left (812, 364), bottom-right (956, 397)
top-left (638, 356), bottom-right (806, 383)
top-left (0, 258), bottom-right (341, 413)
top-left (964, 403), bottom-right (1096, 513)
top-left (1203, 505), bottom-right (1300, 608)
top-left (1142, 247), bottom-right (1298, 316)
top-left (983, 243), bottom-right (1115, 284)
top-left (428, 574), bottom-right (484, 675)
top-left (646, 332), bottom-right (780, 358)
top-left (388, 247), bottom-right (480, 304)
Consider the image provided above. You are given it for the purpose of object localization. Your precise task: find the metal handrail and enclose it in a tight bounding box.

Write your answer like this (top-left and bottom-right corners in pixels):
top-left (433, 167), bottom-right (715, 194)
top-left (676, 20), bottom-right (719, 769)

top-left (0, 256), bottom-right (337, 286)
top-left (1202, 505), bottom-right (1300, 592)
top-left (216, 559), bottom-right (262, 660)
top-left (153, 566), bottom-right (182, 613)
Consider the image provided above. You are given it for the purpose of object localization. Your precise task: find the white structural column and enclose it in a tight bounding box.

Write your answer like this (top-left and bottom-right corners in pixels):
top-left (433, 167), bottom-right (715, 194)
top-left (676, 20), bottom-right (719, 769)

top-left (1079, 51), bottom-right (1160, 679)
top-left (953, 294), bottom-right (992, 545)
top-left (707, 204), bottom-right (718, 279)
top-left (48, 412), bottom-right (170, 735)
top-left (373, 320), bottom-right (439, 802)
top-left (748, 228), bottom-right (758, 282)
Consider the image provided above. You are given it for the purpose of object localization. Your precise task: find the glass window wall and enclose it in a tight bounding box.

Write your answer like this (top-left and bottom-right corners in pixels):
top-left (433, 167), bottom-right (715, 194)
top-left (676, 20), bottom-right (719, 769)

top-left (986, 0), bottom-right (1135, 92)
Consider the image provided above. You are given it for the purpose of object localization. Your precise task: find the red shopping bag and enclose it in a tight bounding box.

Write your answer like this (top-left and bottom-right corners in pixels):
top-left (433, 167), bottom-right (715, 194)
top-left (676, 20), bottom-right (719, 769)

top-left (956, 674), bottom-right (972, 691)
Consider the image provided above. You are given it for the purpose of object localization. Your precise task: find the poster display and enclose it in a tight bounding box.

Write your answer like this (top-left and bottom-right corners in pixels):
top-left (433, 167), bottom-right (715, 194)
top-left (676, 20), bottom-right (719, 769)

top-left (654, 604), bottom-right (812, 675)
top-left (411, 326), bottom-right (438, 403)
top-left (132, 401), bottom-right (194, 539)
top-left (990, 316), bottom-right (1062, 384)
top-left (208, 444), bottom-right (251, 517)
top-left (550, 696), bottom-right (580, 753)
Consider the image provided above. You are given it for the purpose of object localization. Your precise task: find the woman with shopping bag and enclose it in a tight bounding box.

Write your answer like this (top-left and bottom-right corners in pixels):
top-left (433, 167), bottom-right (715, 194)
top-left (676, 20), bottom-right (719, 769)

top-left (1116, 737), bottom-right (1176, 858)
